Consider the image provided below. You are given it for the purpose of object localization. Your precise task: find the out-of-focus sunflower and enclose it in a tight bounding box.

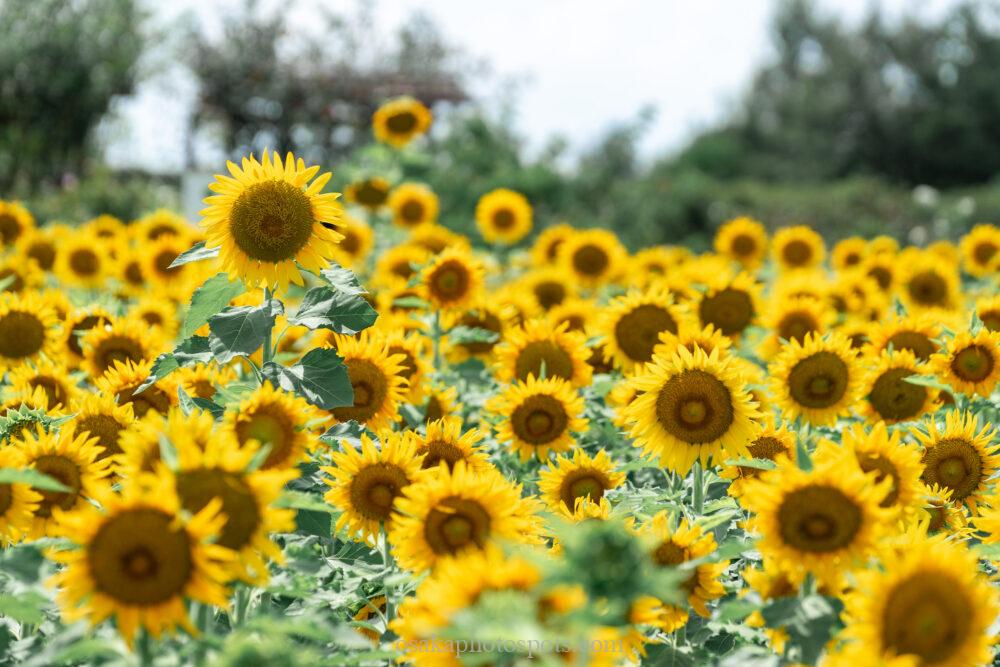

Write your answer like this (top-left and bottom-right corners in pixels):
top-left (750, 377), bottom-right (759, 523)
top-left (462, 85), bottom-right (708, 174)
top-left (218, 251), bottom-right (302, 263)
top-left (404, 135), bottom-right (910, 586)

top-left (912, 410), bottom-right (1000, 512)
top-left (719, 420), bottom-right (796, 497)
top-left (201, 151), bottom-right (344, 290)
top-left (624, 346), bottom-right (761, 474)
top-left (656, 322), bottom-right (734, 361)
top-left (558, 229), bottom-right (626, 287)
top-left (82, 317), bottom-right (163, 381)
top-left (328, 214), bottom-right (373, 269)
top-left (372, 243), bottom-right (430, 290)
top-left (141, 234), bottom-right (200, 294)
top-left (772, 225), bottom-right (825, 271)
top-left (531, 223), bottom-right (574, 266)
top-left (378, 329), bottom-right (431, 403)
top-left (917, 483), bottom-right (968, 537)
top-left (414, 416), bottom-right (491, 472)
top-left (135, 209), bottom-right (191, 242)
top-left (0, 447), bottom-right (41, 546)
top-left (84, 214), bottom-right (126, 243)
top-left (741, 455), bottom-right (892, 587)
top-left (0, 256), bottom-right (43, 295)
top-left (0, 291), bottom-right (62, 372)
top-left (831, 236), bottom-right (867, 271)
top-left (975, 294), bottom-right (1000, 332)
top-left (0, 200), bottom-right (34, 248)
top-left (519, 267), bottom-right (576, 312)
top-left (959, 223), bottom-right (1000, 277)
top-left (116, 408), bottom-right (215, 477)
top-left (175, 363), bottom-right (235, 403)
top-left (115, 248), bottom-right (149, 297)
top-left (858, 252), bottom-right (898, 298)
top-left (170, 431), bottom-right (297, 583)
top-left (898, 254), bottom-right (962, 312)
top-left (475, 188), bottom-right (532, 245)
top-left (861, 348), bottom-right (933, 424)
top-left (695, 272), bottom-right (762, 338)
top-left (760, 295), bottom-right (836, 358)
top-left (69, 393), bottom-right (134, 464)
top-left (388, 462), bottom-right (541, 572)
top-left (48, 476), bottom-right (232, 646)
top-left (929, 328), bottom-right (1000, 397)
top-left (372, 96), bottom-right (432, 148)
top-left (16, 227), bottom-right (59, 273)
top-left (420, 247), bottom-right (484, 310)
top-left (864, 313), bottom-right (942, 362)
top-left (445, 301), bottom-right (513, 362)
top-left (836, 536), bottom-right (998, 667)
top-left (223, 382), bottom-right (319, 471)
top-left (387, 182), bottom-right (438, 229)
top-left (0, 386), bottom-right (54, 445)
top-left (97, 359), bottom-right (178, 419)
top-left (596, 287), bottom-right (691, 372)
top-left (714, 216), bottom-right (768, 268)
top-left (7, 358), bottom-right (80, 411)
top-left (545, 297), bottom-right (597, 335)
top-left (630, 514), bottom-right (729, 633)
top-left (493, 319), bottom-right (593, 388)
top-left (55, 236), bottom-right (108, 288)
top-left (417, 384), bottom-right (461, 425)
top-left (128, 297), bottom-right (179, 340)
top-left (327, 333), bottom-right (409, 434)
top-left (487, 375), bottom-right (587, 461)
top-left (768, 332), bottom-right (863, 426)
top-left (827, 270), bottom-right (886, 318)
top-left (538, 448), bottom-right (625, 513)
top-left (344, 176), bottom-right (391, 212)
top-left (407, 223), bottom-right (469, 255)
top-left (322, 432), bottom-right (424, 544)
top-left (62, 306), bottom-right (114, 366)
top-left (868, 235), bottom-right (899, 256)
top-left (15, 426), bottom-right (112, 539)
top-left (631, 247), bottom-right (690, 287)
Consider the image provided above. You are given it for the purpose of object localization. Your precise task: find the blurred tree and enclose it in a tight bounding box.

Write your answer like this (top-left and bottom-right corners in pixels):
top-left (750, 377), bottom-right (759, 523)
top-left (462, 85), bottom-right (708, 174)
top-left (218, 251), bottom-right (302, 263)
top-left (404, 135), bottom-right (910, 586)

top-left (185, 0), bottom-right (471, 166)
top-left (0, 0), bottom-right (145, 194)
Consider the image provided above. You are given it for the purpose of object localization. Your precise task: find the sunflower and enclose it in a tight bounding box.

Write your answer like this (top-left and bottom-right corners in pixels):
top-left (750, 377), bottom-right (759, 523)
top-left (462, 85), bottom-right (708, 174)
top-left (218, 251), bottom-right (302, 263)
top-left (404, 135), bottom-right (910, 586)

top-left (898, 255), bottom-right (962, 312)
top-left (741, 561), bottom-right (806, 655)
top-left (55, 235), bottom-right (108, 288)
top-left (352, 595), bottom-right (388, 642)
top-left (223, 382), bottom-right (319, 471)
top-left (916, 483), bottom-right (969, 537)
top-left (62, 306), bottom-right (114, 365)
top-left (0, 255), bottom-right (43, 294)
top-left (695, 272), bottom-right (762, 338)
top-left (322, 432), bottom-right (424, 543)
top-left (959, 223), bottom-right (1000, 277)
top-left (417, 384), bottom-right (461, 424)
top-left (771, 225), bottom-right (824, 271)
top-left (116, 408), bottom-right (215, 478)
top-left (714, 216), bottom-right (768, 268)
top-left (420, 247), bottom-right (484, 310)
top-left (170, 430), bottom-right (297, 583)
top-left (629, 514), bottom-right (729, 633)
top-left (15, 426), bottom-right (112, 539)
top-left (445, 301), bottom-right (512, 362)
top-left (387, 182), bottom-right (439, 229)
top-left (837, 536), bottom-right (998, 667)
top-left (115, 248), bottom-right (149, 297)
top-left (69, 393), bottom-right (135, 465)
top-left (377, 329), bottom-right (431, 403)
top-left (624, 346), bottom-right (761, 474)
top-left (475, 188), bottom-right (533, 245)
top-left (760, 295), bottom-right (836, 358)
top-left (372, 96), bottom-right (432, 148)
top-left (768, 332), bottom-right (863, 426)
top-left (911, 410), bottom-right (1000, 512)
top-left (0, 447), bottom-right (41, 546)
top-left (0, 291), bottom-right (62, 372)
top-left (831, 236), bottom-right (867, 271)
top-left (96, 359), bottom-right (178, 419)
top-left (0, 386), bottom-right (54, 444)
top-left (520, 267), bottom-right (576, 312)
top-left (135, 209), bottom-right (191, 242)
top-left (408, 223), bottom-right (469, 255)
top-left (865, 313), bottom-right (942, 362)
top-left (0, 200), bottom-right (34, 248)
top-left (327, 333), bottom-right (409, 434)
top-left (372, 243), bottom-right (430, 290)
top-left (141, 234), bottom-right (200, 294)
top-left (558, 229), bottom-right (626, 287)
top-left (609, 375), bottom-right (641, 429)
top-left (827, 270), bottom-right (887, 318)
top-left (975, 294), bottom-right (1000, 332)
top-left (493, 319), bottom-right (593, 388)
top-left (538, 449), bottom-right (625, 513)
top-left (861, 348), bottom-right (934, 424)
top-left (344, 176), bottom-right (391, 212)
top-left (597, 287), bottom-right (691, 372)
top-left (7, 358), bottom-right (79, 411)
top-left (929, 328), bottom-right (1000, 398)
top-left (487, 375), bottom-right (588, 461)
top-left (200, 151), bottom-right (344, 290)
top-left (656, 322), bottom-right (734, 361)
top-left (545, 297), bottom-right (597, 335)
top-left (328, 214), bottom-right (374, 269)
top-left (414, 416), bottom-right (491, 472)
top-left (48, 476), bottom-right (232, 646)
top-left (719, 420), bottom-right (796, 497)
top-left (531, 223), bottom-right (575, 266)
top-left (16, 227), bottom-right (59, 272)
top-left (388, 462), bottom-right (541, 572)
top-left (740, 455), bottom-right (892, 586)
top-left (82, 316), bottom-right (163, 380)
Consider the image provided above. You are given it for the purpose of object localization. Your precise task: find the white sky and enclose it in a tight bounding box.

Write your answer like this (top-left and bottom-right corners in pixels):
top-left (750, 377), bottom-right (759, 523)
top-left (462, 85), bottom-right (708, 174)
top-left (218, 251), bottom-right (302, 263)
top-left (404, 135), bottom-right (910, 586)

top-left (104, 0), bottom-right (965, 173)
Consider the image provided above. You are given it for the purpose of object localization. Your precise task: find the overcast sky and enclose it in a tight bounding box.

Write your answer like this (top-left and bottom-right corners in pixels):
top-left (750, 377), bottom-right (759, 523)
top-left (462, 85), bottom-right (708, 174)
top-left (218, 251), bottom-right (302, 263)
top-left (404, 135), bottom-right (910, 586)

top-left (104, 0), bottom-right (965, 173)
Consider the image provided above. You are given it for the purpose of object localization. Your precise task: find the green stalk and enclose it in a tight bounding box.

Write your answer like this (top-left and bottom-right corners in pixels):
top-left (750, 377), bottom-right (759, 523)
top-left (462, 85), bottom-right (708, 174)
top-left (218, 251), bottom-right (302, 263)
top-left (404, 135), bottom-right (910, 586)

top-left (380, 523), bottom-right (395, 627)
top-left (233, 586), bottom-right (251, 626)
top-left (136, 628), bottom-right (153, 667)
top-left (431, 310), bottom-right (442, 372)
top-left (692, 461), bottom-right (704, 515)
top-left (262, 286), bottom-right (275, 368)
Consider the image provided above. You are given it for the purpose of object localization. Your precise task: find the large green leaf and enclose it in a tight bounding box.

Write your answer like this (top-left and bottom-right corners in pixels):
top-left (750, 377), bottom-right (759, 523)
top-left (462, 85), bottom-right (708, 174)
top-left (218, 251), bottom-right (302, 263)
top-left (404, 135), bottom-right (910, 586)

top-left (134, 336), bottom-right (214, 394)
top-left (168, 241), bottom-right (220, 268)
top-left (319, 264), bottom-right (367, 295)
top-left (0, 591), bottom-right (48, 624)
top-left (261, 348), bottom-right (353, 409)
top-left (208, 299), bottom-right (283, 364)
top-left (288, 286), bottom-right (377, 334)
top-left (0, 467), bottom-right (70, 492)
top-left (182, 272), bottom-right (245, 338)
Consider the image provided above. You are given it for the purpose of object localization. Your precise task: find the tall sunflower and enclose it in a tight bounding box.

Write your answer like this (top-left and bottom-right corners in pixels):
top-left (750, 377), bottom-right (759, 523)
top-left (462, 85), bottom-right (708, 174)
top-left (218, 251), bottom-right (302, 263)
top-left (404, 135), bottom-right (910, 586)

top-left (327, 333), bottom-right (409, 434)
top-left (55, 236), bottom-right (108, 288)
top-left (861, 348), bottom-right (934, 424)
top-left (388, 462), bottom-right (541, 572)
top-left (420, 247), bottom-right (484, 310)
top-left (695, 272), bottom-right (762, 338)
top-left (772, 225), bottom-right (825, 271)
top-left (493, 319), bottom-right (593, 387)
top-left (624, 346), bottom-right (761, 474)
top-left (714, 216), bottom-right (768, 268)
top-left (223, 382), bottom-right (319, 471)
top-left (372, 96), bottom-right (432, 148)
top-left (558, 229), bottom-right (626, 287)
top-left (768, 332), bottom-right (863, 426)
top-left (486, 375), bottom-right (588, 461)
top-left (538, 448), bottom-right (625, 514)
top-left (322, 432), bottom-right (425, 543)
top-left (740, 456), bottom-right (892, 586)
top-left (200, 151), bottom-right (344, 290)
top-left (48, 476), bottom-right (233, 646)
top-left (596, 287), bottom-right (691, 372)
top-left (959, 223), bottom-right (1000, 277)
top-left (929, 328), bottom-right (1000, 398)
top-left (414, 416), bottom-right (491, 472)
top-left (898, 254), bottom-right (962, 313)
top-left (0, 291), bottom-right (62, 372)
top-left (911, 410), bottom-right (1000, 512)
top-left (0, 447), bottom-right (41, 546)
top-left (82, 316), bottom-right (164, 381)
top-left (475, 188), bottom-right (533, 245)
top-left (97, 359), bottom-right (178, 419)
top-left (387, 182), bottom-right (438, 229)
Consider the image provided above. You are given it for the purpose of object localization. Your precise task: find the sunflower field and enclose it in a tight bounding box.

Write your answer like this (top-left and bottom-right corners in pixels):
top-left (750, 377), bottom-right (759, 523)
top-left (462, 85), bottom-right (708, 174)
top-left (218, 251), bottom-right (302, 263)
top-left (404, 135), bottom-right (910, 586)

top-left (0, 96), bottom-right (999, 667)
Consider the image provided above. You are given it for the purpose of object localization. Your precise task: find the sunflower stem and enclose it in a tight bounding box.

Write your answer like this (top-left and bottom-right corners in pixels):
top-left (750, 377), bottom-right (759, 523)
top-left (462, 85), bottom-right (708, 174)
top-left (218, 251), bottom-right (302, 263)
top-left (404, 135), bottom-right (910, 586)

top-left (692, 461), bottom-right (704, 515)
top-left (262, 287), bottom-right (275, 369)
top-left (136, 628), bottom-right (153, 666)
top-left (380, 523), bottom-right (395, 632)
top-left (431, 310), bottom-right (442, 372)
top-left (233, 585), bottom-right (251, 626)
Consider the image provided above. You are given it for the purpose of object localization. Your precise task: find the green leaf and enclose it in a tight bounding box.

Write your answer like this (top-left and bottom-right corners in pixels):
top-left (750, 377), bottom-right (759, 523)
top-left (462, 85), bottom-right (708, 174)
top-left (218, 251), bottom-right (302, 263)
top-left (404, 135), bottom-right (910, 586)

top-left (295, 509), bottom-right (332, 538)
top-left (796, 435), bottom-right (813, 472)
top-left (262, 348), bottom-right (353, 409)
top-left (182, 272), bottom-right (245, 338)
top-left (0, 467), bottom-right (70, 492)
top-left (716, 598), bottom-right (761, 623)
top-left (133, 352), bottom-right (179, 394)
top-left (208, 299), bottom-right (284, 364)
top-left (0, 591), bottom-right (48, 624)
top-left (319, 264), bottom-right (367, 295)
top-left (134, 336), bottom-right (214, 395)
top-left (277, 490), bottom-right (341, 514)
top-left (392, 295), bottom-right (428, 310)
top-left (447, 325), bottom-right (499, 345)
top-left (723, 458), bottom-right (777, 471)
top-left (288, 286), bottom-right (378, 334)
top-left (168, 241), bottom-right (219, 268)
top-left (903, 374), bottom-right (952, 391)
